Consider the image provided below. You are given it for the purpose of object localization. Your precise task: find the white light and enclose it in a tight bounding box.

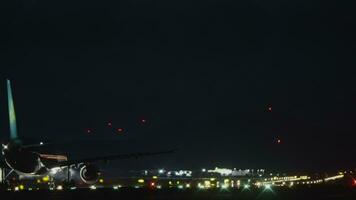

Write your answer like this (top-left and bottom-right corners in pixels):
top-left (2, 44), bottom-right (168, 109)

top-left (113, 186), bottom-right (119, 190)
top-left (244, 184), bottom-right (250, 189)
top-left (202, 168), bottom-right (206, 172)
top-left (221, 184), bottom-right (229, 189)
top-left (70, 187), bottom-right (77, 190)
top-left (90, 185), bottom-right (97, 190)
top-left (40, 142), bottom-right (44, 145)
top-left (56, 185), bottom-right (63, 190)
top-left (158, 169), bottom-right (164, 174)
top-left (265, 184), bottom-right (271, 190)
top-left (178, 185), bottom-right (184, 189)
top-left (3, 144), bottom-right (8, 150)
top-left (14, 187), bottom-right (19, 191)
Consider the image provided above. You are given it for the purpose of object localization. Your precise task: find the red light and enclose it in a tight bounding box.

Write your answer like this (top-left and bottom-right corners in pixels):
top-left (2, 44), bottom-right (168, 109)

top-left (117, 128), bottom-right (124, 132)
top-left (150, 182), bottom-right (155, 187)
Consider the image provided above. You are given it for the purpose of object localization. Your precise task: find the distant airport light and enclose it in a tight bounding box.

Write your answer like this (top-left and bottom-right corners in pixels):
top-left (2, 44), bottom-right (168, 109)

top-left (268, 106), bottom-right (272, 111)
top-left (140, 119), bottom-right (147, 123)
top-left (277, 139), bottom-right (281, 144)
top-left (86, 129), bottom-right (92, 133)
top-left (138, 179), bottom-right (145, 183)
top-left (221, 184), bottom-right (229, 189)
top-left (117, 128), bottom-right (124, 133)
top-left (150, 182), bottom-right (155, 187)
top-left (2, 144), bottom-right (8, 150)
top-left (107, 122), bottom-right (112, 126)
top-left (19, 185), bottom-right (25, 190)
top-left (113, 186), bottom-right (121, 190)
top-left (90, 185), bottom-right (97, 190)
top-left (56, 185), bottom-right (63, 190)
top-left (99, 179), bottom-right (104, 183)
top-left (244, 184), bottom-right (250, 189)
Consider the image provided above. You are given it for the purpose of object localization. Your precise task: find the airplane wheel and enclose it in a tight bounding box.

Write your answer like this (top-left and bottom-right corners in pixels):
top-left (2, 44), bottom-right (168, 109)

top-left (49, 182), bottom-right (55, 190)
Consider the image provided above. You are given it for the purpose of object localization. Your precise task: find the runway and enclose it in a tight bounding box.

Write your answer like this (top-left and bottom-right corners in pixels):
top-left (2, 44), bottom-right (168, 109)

top-left (1, 185), bottom-right (356, 200)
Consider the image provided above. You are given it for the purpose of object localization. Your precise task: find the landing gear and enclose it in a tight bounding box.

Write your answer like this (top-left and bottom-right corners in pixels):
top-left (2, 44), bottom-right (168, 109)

top-left (48, 176), bottom-right (56, 190)
top-left (5, 169), bottom-right (14, 180)
top-left (64, 165), bottom-right (75, 189)
top-left (49, 182), bottom-right (55, 190)
top-left (1, 168), bottom-right (13, 190)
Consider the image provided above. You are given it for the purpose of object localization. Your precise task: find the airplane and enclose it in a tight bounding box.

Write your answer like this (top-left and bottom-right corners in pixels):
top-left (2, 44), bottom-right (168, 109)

top-left (0, 79), bottom-right (174, 186)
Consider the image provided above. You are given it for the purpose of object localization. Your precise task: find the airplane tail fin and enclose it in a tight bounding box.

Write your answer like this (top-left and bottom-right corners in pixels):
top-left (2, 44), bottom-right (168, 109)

top-left (7, 79), bottom-right (18, 141)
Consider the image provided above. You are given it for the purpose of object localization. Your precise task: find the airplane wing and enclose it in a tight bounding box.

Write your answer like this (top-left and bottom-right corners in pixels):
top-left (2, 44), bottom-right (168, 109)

top-left (56, 149), bottom-right (176, 167)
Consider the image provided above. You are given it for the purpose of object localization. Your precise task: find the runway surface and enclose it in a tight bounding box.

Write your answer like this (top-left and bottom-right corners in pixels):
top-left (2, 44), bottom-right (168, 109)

top-left (1, 186), bottom-right (356, 200)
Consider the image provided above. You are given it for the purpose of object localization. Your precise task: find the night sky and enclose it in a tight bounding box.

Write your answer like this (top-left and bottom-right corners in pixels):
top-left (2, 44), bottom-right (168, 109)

top-left (1, 0), bottom-right (355, 173)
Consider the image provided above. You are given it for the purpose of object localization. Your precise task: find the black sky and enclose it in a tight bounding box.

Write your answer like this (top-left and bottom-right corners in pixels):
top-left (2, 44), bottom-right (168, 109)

top-left (0, 0), bottom-right (355, 172)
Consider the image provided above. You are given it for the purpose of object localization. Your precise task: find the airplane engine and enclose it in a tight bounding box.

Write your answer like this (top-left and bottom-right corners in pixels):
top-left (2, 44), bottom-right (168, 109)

top-left (79, 164), bottom-right (100, 184)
